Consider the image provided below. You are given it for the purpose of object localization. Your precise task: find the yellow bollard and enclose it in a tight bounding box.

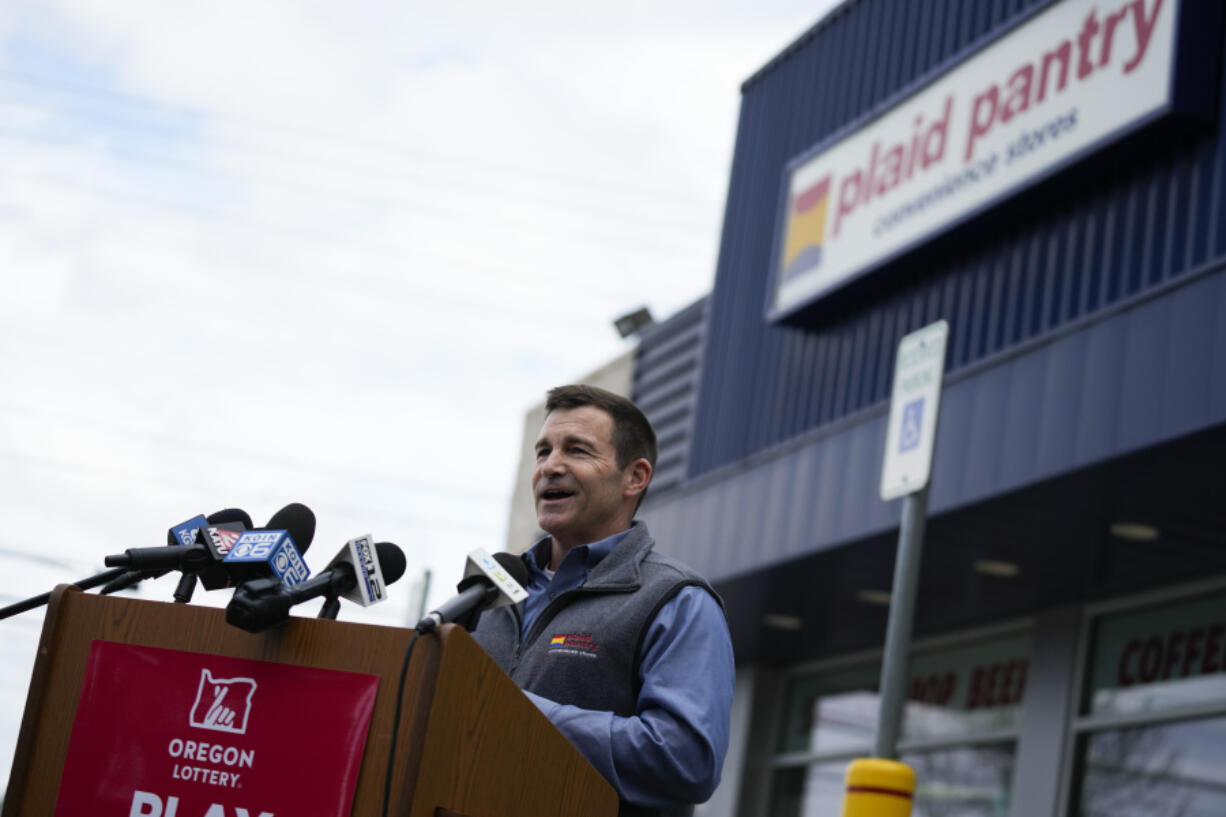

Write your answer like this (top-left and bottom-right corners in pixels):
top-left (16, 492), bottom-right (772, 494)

top-left (840, 758), bottom-right (915, 817)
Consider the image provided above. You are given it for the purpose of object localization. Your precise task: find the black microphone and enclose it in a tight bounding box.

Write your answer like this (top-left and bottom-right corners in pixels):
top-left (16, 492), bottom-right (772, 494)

top-left (1, 508), bottom-right (255, 619)
top-left (102, 504), bottom-right (311, 599)
top-left (225, 541), bottom-right (406, 633)
top-left (100, 508), bottom-right (253, 595)
top-left (174, 513), bottom-right (254, 603)
top-left (102, 509), bottom-right (254, 572)
top-left (193, 521), bottom-right (252, 591)
top-left (317, 535), bottom-right (409, 619)
top-left (415, 550), bottom-right (529, 635)
top-left (221, 502), bottom-right (316, 586)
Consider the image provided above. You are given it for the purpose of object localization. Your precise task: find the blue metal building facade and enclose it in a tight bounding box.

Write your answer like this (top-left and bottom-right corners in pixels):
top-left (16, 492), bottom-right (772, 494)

top-left (694, 0), bottom-right (1224, 476)
top-left (631, 2), bottom-right (1226, 815)
top-left (640, 0), bottom-right (1226, 654)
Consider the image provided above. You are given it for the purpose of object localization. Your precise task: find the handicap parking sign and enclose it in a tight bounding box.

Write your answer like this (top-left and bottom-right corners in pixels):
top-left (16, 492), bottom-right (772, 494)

top-left (899, 398), bottom-right (924, 453)
top-left (881, 320), bottom-right (948, 500)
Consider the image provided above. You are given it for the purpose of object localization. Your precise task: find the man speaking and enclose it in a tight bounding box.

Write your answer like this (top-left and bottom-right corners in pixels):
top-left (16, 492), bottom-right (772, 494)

top-left (473, 385), bottom-right (734, 816)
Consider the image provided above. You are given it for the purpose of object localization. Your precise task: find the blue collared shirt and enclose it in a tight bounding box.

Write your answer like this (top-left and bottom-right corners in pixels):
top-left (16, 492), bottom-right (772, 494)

top-left (518, 531), bottom-right (735, 808)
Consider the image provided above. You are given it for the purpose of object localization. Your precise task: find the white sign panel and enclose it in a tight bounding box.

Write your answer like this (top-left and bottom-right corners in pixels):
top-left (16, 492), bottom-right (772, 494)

top-left (881, 321), bottom-right (949, 501)
top-left (772, 0), bottom-right (1181, 319)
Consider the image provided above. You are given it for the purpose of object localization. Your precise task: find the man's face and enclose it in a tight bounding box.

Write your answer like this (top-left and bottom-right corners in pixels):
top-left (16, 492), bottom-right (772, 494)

top-left (533, 406), bottom-right (636, 549)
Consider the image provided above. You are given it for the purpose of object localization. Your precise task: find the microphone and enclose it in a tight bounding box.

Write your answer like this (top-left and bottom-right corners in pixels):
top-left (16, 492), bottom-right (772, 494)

top-left (2, 508), bottom-right (254, 618)
top-left (221, 502), bottom-right (316, 588)
top-left (104, 544), bottom-right (211, 572)
top-left (315, 536), bottom-right (408, 619)
top-left (101, 508), bottom-right (254, 595)
top-left (328, 534), bottom-right (405, 608)
top-left (175, 514), bottom-right (252, 602)
top-left (102, 504), bottom-right (309, 600)
top-left (194, 521), bottom-right (250, 590)
top-left (415, 550), bottom-right (529, 635)
top-left (225, 541), bottom-right (407, 633)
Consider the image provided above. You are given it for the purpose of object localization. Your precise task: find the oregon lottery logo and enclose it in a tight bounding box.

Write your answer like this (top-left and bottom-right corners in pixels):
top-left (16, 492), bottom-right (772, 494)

top-left (189, 669), bottom-right (257, 735)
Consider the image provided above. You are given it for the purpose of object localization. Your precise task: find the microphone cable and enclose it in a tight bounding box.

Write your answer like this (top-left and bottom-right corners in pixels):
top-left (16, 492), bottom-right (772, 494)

top-left (382, 629), bottom-right (421, 817)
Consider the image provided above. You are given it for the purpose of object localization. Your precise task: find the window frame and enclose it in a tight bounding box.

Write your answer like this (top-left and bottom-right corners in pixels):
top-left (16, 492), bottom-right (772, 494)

top-left (1055, 575), bottom-right (1226, 817)
top-left (765, 616), bottom-right (1034, 813)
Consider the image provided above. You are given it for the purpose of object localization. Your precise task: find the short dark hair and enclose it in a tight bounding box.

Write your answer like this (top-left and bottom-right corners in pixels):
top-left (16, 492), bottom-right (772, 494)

top-left (545, 385), bottom-right (658, 471)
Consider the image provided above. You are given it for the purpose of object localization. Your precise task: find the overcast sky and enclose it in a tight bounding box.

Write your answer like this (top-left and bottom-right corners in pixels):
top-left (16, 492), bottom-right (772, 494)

top-left (0, 0), bottom-right (839, 789)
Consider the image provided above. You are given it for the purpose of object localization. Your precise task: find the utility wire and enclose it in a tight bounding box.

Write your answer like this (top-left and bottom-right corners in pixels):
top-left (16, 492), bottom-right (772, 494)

top-left (0, 448), bottom-right (504, 538)
top-left (0, 167), bottom-right (710, 315)
top-left (0, 70), bottom-right (713, 207)
top-left (0, 401), bottom-right (507, 503)
top-left (0, 111), bottom-right (716, 242)
top-left (0, 159), bottom-right (712, 294)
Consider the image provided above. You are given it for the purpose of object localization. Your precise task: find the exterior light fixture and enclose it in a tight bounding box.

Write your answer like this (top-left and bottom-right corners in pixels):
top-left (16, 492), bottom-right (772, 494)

top-left (612, 306), bottom-right (654, 338)
top-left (1109, 522), bottom-right (1160, 541)
top-left (974, 559), bottom-right (1020, 578)
top-left (763, 613), bottom-right (803, 631)
top-left (856, 589), bottom-right (892, 606)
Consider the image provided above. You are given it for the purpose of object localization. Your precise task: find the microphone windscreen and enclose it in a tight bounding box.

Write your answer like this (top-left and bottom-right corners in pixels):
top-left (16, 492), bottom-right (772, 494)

top-left (264, 503), bottom-right (316, 554)
top-left (374, 542), bottom-right (407, 585)
top-left (207, 507), bottom-right (253, 529)
top-left (493, 551), bottom-right (530, 588)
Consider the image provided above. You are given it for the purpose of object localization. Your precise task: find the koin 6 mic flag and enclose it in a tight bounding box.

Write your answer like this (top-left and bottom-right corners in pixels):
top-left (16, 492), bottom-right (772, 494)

top-left (224, 530), bottom-right (310, 588)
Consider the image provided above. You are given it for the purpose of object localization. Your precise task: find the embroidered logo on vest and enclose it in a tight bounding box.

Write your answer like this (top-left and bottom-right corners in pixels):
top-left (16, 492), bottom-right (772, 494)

top-left (548, 632), bottom-right (599, 657)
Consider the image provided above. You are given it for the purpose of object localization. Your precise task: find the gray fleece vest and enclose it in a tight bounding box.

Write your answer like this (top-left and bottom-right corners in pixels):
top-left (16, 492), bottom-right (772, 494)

top-left (470, 523), bottom-right (721, 817)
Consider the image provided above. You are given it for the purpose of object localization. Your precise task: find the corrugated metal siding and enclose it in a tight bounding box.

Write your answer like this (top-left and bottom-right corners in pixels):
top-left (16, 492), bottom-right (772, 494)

top-left (644, 265), bottom-right (1226, 582)
top-left (632, 298), bottom-right (706, 496)
top-left (689, 0), bottom-right (1226, 478)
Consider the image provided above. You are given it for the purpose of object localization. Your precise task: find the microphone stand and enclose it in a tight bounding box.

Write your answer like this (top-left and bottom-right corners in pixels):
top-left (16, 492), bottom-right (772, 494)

top-left (318, 595), bottom-right (341, 620)
top-left (173, 572), bottom-right (198, 604)
top-left (0, 566), bottom-right (130, 621)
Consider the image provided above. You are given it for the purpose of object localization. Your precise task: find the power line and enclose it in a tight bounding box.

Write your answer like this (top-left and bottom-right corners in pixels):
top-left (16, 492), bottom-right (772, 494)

top-left (0, 402), bottom-right (507, 504)
top-left (0, 70), bottom-right (714, 207)
top-left (0, 167), bottom-right (711, 316)
top-left (0, 108), bottom-right (717, 241)
top-left (0, 547), bottom-right (77, 571)
top-left (0, 141), bottom-right (711, 274)
top-left (0, 448), bottom-right (504, 538)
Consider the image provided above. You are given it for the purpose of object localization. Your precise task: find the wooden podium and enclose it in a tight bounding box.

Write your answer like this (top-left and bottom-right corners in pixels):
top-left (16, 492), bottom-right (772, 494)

top-left (3, 586), bottom-right (616, 817)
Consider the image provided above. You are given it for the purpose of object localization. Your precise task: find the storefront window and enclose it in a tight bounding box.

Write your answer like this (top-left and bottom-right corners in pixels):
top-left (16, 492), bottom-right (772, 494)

top-left (776, 633), bottom-right (1030, 756)
top-left (1073, 589), bottom-right (1226, 817)
top-left (1083, 592), bottom-right (1226, 717)
top-left (776, 664), bottom-right (880, 755)
top-left (770, 631), bottom-right (1029, 817)
top-left (770, 743), bottom-right (1014, 817)
top-left (1075, 716), bottom-right (1226, 817)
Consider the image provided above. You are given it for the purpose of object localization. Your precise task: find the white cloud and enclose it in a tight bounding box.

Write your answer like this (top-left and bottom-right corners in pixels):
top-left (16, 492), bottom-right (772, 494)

top-left (0, 0), bottom-right (839, 791)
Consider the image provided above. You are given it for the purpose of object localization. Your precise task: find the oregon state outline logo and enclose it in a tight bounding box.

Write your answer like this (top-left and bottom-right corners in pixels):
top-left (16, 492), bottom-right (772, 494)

top-left (189, 668), bottom-right (257, 734)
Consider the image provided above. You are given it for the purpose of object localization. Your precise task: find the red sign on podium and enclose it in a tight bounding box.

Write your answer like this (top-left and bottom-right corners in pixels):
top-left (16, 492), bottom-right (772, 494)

top-left (54, 641), bottom-right (379, 817)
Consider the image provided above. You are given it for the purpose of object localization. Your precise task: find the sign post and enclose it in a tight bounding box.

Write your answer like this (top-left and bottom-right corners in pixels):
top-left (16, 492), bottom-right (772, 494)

top-left (874, 319), bottom-right (949, 759)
